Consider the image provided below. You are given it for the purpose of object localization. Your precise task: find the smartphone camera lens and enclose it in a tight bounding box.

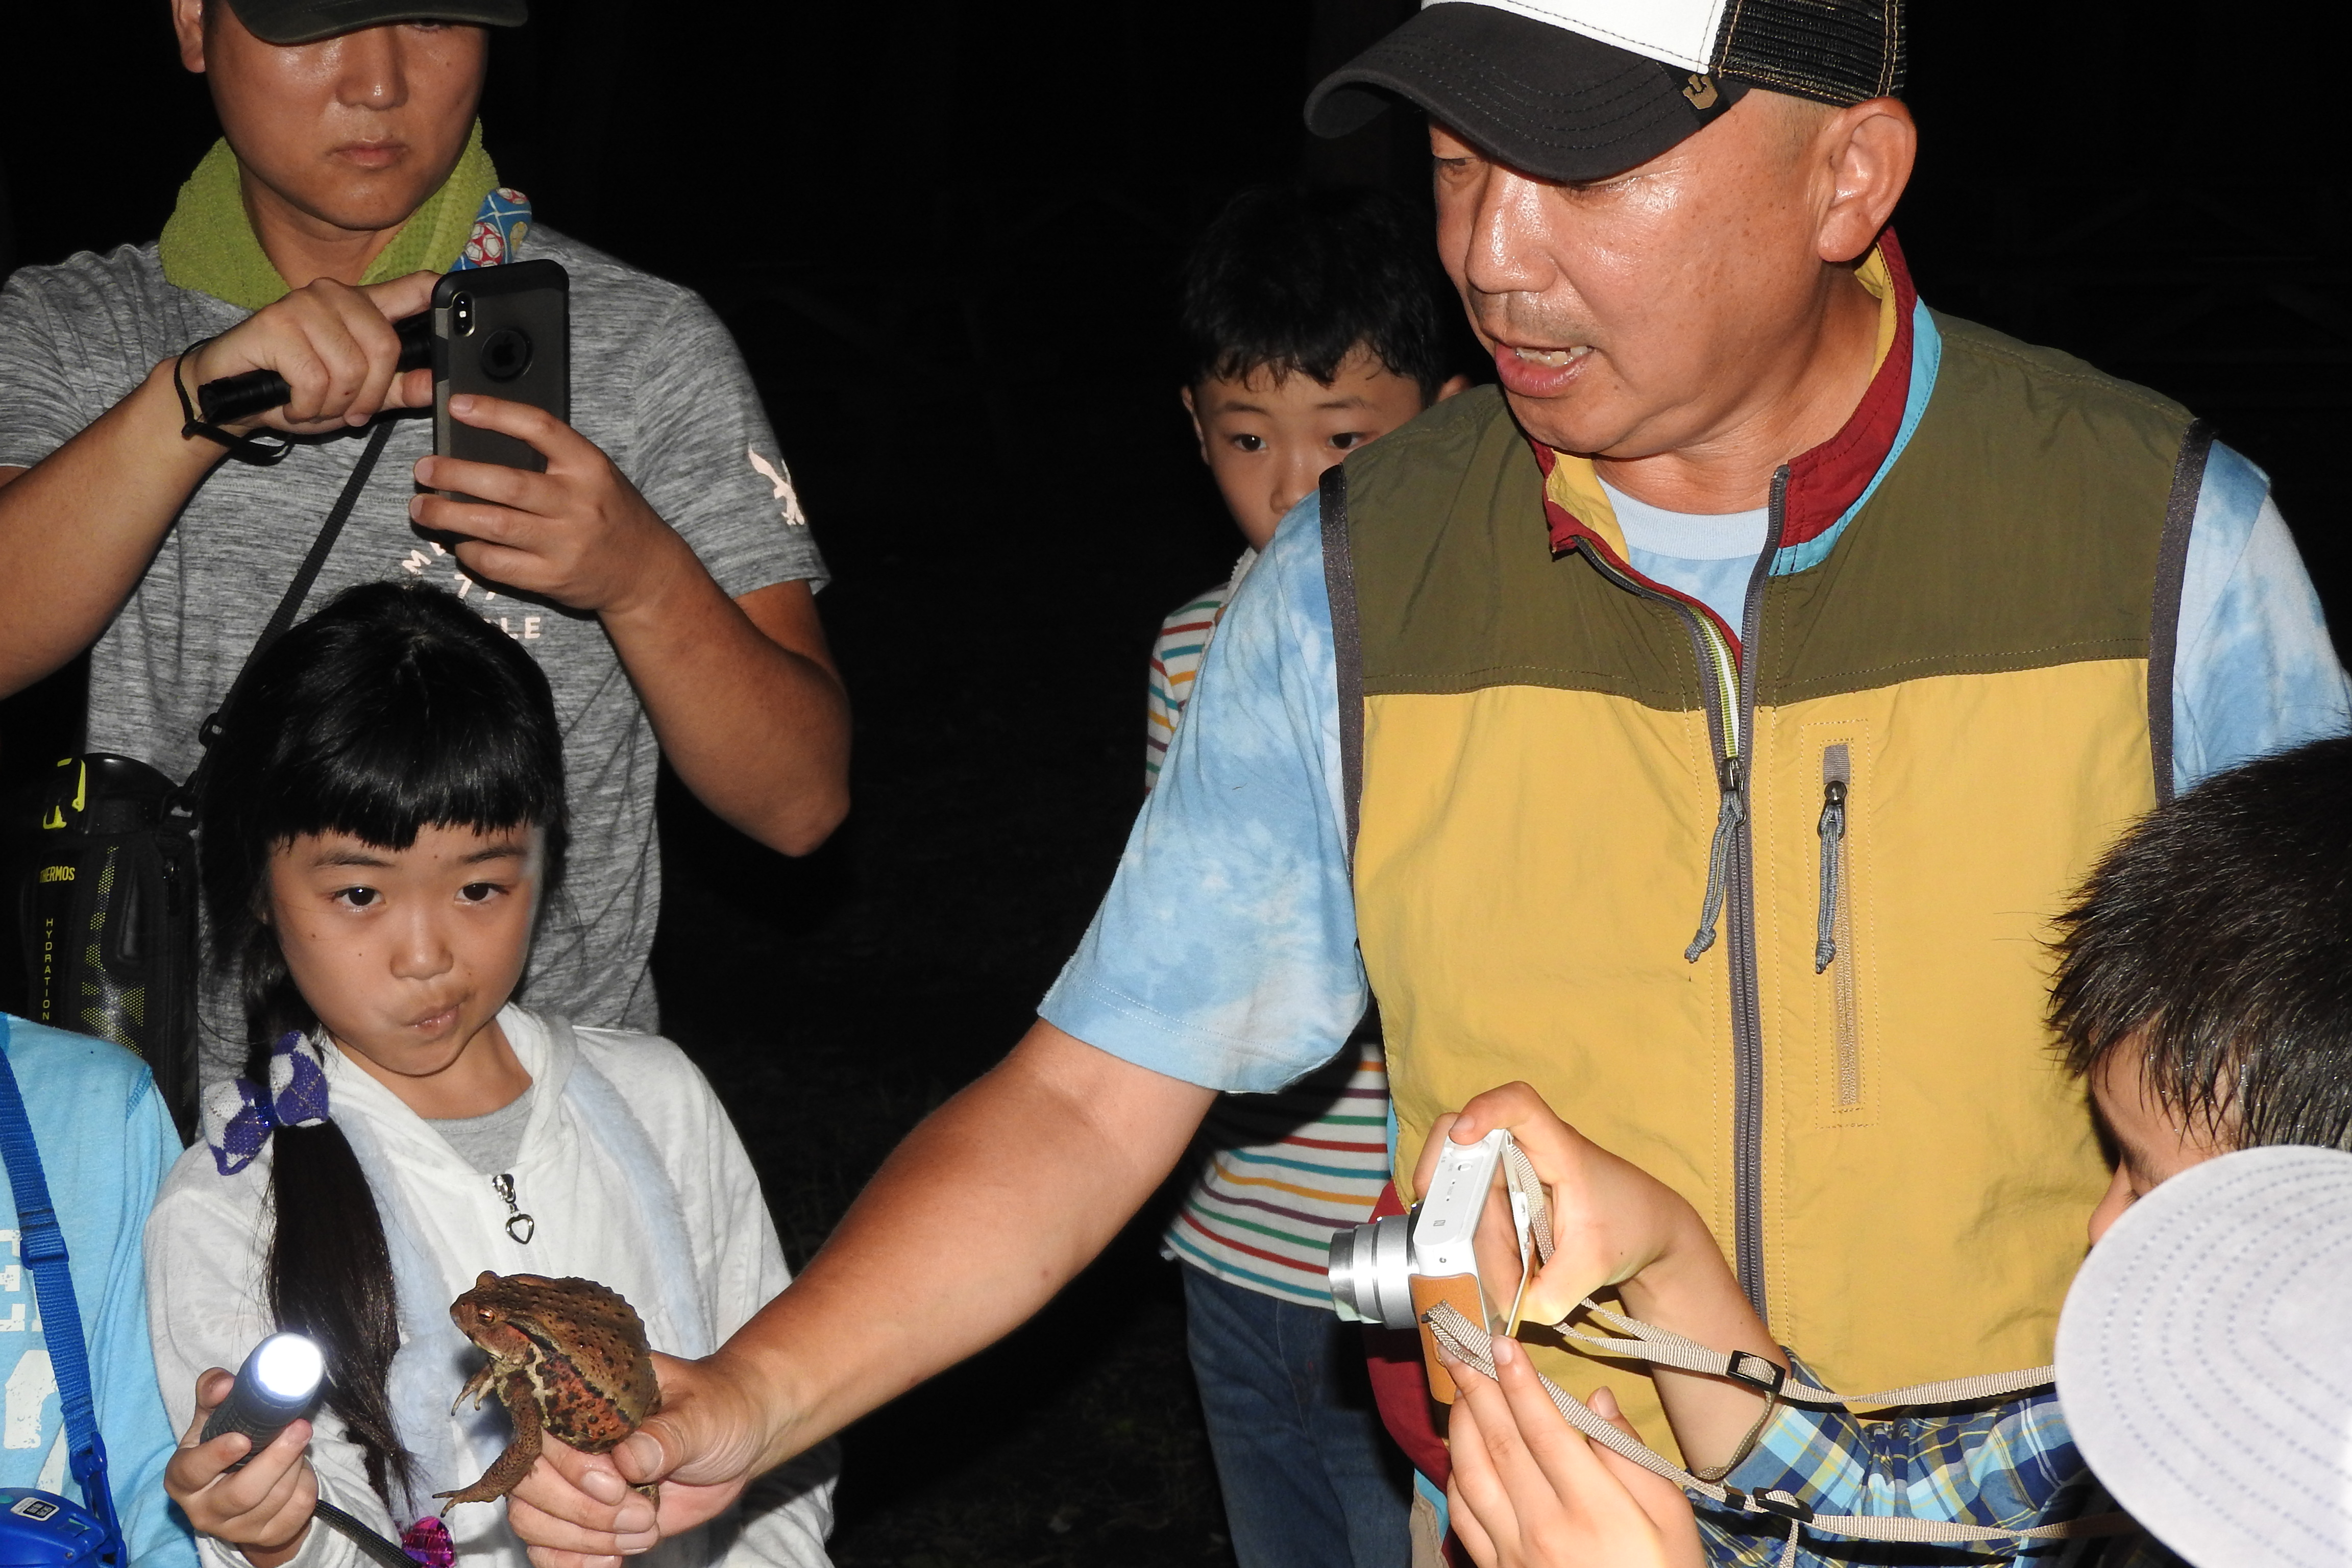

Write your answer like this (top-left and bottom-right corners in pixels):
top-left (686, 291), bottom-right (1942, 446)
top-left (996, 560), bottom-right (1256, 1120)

top-left (450, 293), bottom-right (475, 336)
top-left (480, 327), bottom-right (533, 382)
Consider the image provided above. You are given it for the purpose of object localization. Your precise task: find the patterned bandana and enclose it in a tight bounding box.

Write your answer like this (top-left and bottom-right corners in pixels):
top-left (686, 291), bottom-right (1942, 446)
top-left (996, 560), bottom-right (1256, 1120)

top-left (202, 1031), bottom-right (333, 1175)
top-left (158, 119), bottom-right (532, 310)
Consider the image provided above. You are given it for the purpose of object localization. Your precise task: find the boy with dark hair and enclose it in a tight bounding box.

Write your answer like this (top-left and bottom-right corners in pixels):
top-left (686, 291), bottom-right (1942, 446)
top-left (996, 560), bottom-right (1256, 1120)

top-left (2048, 732), bottom-right (2352, 1162)
top-left (1148, 185), bottom-right (1466, 1568)
top-left (1433, 736), bottom-right (2352, 1567)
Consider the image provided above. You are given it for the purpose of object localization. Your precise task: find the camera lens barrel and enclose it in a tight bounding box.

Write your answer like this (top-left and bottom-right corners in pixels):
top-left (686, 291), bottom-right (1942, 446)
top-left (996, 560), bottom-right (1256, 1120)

top-left (1327, 1212), bottom-right (1416, 1329)
top-left (201, 1333), bottom-right (326, 1465)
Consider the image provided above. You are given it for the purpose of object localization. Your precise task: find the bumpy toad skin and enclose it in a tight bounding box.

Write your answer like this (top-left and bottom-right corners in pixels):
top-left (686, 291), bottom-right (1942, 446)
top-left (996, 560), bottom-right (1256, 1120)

top-left (433, 1271), bottom-right (662, 1512)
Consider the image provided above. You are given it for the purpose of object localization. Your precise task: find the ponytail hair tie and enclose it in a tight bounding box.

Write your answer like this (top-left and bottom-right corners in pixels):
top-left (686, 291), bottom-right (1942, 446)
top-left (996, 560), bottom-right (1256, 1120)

top-left (204, 1032), bottom-right (333, 1175)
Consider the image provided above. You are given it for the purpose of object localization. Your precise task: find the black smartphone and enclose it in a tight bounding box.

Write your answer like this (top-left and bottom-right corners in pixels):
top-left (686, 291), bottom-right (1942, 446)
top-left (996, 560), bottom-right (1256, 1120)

top-left (432, 259), bottom-right (570, 496)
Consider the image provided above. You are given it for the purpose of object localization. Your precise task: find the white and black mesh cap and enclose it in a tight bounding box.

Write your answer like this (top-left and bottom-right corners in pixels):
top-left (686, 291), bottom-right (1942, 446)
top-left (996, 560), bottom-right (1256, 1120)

top-left (2056, 1145), bottom-right (2352, 1567)
top-left (1306, 0), bottom-right (1904, 183)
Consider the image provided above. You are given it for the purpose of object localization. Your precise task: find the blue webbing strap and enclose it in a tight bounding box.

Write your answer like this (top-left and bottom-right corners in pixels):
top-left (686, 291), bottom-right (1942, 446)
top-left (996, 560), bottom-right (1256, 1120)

top-left (0, 1016), bottom-right (128, 1566)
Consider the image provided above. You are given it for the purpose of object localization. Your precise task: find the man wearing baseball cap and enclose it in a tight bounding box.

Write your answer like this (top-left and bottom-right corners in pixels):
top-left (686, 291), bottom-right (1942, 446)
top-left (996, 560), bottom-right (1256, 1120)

top-left (498, 3), bottom-right (2351, 1563)
top-left (0, 2), bottom-right (849, 1062)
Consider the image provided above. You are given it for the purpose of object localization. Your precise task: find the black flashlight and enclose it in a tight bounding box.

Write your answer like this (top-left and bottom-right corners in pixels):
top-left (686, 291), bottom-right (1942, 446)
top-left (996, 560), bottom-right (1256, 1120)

top-left (194, 314), bottom-right (434, 427)
top-left (194, 1334), bottom-right (415, 1568)
top-left (201, 1333), bottom-right (325, 1464)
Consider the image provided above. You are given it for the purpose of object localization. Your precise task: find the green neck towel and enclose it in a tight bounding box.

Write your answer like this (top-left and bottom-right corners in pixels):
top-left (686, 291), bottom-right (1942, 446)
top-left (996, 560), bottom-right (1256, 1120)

top-left (159, 121), bottom-right (499, 310)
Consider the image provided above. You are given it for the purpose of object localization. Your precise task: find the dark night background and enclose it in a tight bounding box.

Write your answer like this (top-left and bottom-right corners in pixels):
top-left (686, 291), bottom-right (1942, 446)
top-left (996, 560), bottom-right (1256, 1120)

top-left (3, 4), bottom-right (2347, 1564)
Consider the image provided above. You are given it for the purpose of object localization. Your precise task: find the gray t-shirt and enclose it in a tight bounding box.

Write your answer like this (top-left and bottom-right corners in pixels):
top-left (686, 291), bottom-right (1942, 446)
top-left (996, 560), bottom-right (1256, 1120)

top-left (0, 227), bottom-right (826, 1067)
top-left (429, 1085), bottom-right (536, 1174)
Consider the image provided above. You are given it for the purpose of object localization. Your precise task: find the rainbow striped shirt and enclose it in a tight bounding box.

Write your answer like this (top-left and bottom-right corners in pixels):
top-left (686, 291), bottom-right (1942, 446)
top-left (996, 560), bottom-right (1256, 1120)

top-left (1148, 553), bottom-right (1395, 1307)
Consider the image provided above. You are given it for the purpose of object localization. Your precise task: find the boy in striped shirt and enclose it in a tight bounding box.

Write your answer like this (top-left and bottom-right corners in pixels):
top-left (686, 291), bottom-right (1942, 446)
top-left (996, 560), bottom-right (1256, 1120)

top-left (1149, 185), bottom-right (1466, 1568)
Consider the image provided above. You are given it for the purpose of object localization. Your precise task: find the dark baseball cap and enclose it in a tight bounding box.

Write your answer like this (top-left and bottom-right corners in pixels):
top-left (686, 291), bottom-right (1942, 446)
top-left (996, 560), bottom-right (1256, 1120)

top-left (1307, 0), bottom-right (1904, 184)
top-left (225, 0), bottom-right (527, 45)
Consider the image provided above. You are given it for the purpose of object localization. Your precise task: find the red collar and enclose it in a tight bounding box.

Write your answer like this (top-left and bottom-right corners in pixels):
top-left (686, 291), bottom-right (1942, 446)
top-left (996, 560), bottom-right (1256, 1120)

top-left (1534, 230), bottom-right (1918, 559)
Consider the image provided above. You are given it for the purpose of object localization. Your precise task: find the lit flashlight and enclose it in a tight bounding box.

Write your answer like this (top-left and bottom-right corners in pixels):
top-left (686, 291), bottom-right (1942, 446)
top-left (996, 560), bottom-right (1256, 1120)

top-left (202, 1333), bottom-right (325, 1464)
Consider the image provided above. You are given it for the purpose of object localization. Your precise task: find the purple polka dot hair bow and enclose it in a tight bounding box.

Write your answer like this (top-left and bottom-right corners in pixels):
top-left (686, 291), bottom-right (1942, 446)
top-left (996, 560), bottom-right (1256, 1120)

top-left (202, 1032), bottom-right (332, 1175)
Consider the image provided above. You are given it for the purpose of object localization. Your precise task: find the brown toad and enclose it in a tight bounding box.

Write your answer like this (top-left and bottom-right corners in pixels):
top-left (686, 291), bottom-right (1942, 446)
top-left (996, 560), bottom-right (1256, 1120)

top-left (433, 1271), bottom-right (662, 1513)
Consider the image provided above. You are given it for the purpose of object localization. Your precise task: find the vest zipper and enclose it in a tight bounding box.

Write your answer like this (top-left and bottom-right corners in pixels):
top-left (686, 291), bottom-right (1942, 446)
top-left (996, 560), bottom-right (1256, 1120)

top-left (1682, 620), bottom-right (1744, 963)
top-left (1570, 559), bottom-right (1745, 958)
top-left (1816, 744), bottom-right (1860, 1108)
top-left (1570, 468), bottom-right (1783, 1319)
top-left (1721, 468), bottom-right (1785, 1321)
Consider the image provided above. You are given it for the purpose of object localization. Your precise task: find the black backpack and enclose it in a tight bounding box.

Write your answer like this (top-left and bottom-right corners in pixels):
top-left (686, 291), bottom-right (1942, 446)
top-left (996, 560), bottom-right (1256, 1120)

top-left (16, 754), bottom-right (201, 1141)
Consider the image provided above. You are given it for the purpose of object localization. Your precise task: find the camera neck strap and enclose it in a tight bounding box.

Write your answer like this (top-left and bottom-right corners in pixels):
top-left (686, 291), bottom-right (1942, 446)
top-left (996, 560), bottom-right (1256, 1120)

top-left (0, 1017), bottom-right (127, 1565)
top-left (177, 418), bottom-right (400, 813)
top-left (1441, 1140), bottom-right (2132, 1565)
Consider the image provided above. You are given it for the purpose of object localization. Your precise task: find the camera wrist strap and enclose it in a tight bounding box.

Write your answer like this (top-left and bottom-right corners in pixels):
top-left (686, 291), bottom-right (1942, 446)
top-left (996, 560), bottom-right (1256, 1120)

top-left (1496, 1142), bottom-right (2063, 1407)
top-left (178, 418), bottom-right (399, 813)
top-left (1424, 1305), bottom-right (2130, 1567)
top-left (0, 1017), bottom-right (129, 1565)
top-left (1461, 1142), bottom-right (2133, 1564)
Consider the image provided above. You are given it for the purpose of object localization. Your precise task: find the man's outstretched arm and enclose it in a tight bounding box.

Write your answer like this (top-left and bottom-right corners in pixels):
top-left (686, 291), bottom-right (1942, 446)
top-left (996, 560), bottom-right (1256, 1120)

top-left (721, 1019), bottom-right (1212, 1453)
top-left (506, 1018), bottom-right (1215, 1567)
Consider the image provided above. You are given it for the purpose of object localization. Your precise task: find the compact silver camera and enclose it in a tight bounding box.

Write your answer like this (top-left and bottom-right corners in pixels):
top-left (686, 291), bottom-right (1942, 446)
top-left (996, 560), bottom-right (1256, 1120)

top-left (1328, 1128), bottom-right (1534, 1401)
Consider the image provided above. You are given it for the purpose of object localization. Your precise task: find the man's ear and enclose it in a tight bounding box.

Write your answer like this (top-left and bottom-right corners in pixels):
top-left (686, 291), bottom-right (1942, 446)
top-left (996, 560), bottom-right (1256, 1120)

top-left (1179, 384), bottom-right (1210, 465)
top-left (172, 0), bottom-right (209, 72)
top-left (1433, 374), bottom-right (1473, 405)
top-left (1815, 97), bottom-right (1916, 265)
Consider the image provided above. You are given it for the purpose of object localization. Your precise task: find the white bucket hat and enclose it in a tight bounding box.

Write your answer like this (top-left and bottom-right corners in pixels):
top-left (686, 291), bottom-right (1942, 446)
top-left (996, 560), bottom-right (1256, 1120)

top-left (2057, 1144), bottom-right (2352, 1567)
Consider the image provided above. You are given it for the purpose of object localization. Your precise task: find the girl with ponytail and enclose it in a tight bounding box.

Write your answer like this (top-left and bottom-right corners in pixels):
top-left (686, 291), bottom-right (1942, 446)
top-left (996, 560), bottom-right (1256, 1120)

top-left (146, 581), bottom-right (836, 1568)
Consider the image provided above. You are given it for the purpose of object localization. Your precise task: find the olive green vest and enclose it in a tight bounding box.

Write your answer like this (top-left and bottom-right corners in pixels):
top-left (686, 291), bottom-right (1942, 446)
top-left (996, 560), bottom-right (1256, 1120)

top-left (1325, 315), bottom-right (2210, 1448)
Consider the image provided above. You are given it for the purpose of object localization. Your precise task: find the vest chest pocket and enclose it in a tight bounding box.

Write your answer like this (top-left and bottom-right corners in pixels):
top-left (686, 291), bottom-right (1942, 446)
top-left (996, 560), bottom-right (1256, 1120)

top-left (1802, 732), bottom-right (1873, 1123)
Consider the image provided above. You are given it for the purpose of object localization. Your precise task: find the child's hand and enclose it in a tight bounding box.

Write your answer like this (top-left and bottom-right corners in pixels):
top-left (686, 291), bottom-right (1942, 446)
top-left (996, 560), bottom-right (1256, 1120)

top-left (1443, 1335), bottom-right (1704, 1568)
top-left (1426, 1083), bottom-right (1788, 1476)
top-left (165, 1369), bottom-right (318, 1568)
top-left (1417, 1082), bottom-right (1711, 1326)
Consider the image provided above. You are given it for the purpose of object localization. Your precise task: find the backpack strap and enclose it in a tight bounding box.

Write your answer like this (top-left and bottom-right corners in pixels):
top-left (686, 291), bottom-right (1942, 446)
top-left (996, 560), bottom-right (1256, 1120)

top-left (0, 1017), bottom-right (127, 1568)
top-left (179, 417), bottom-right (401, 811)
top-left (1318, 463), bottom-right (1366, 866)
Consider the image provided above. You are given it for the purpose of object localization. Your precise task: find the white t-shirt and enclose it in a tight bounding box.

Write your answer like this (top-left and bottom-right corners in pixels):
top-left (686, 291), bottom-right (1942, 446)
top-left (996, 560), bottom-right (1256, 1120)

top-left (145, 1009), bottom-right (836, 1568)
